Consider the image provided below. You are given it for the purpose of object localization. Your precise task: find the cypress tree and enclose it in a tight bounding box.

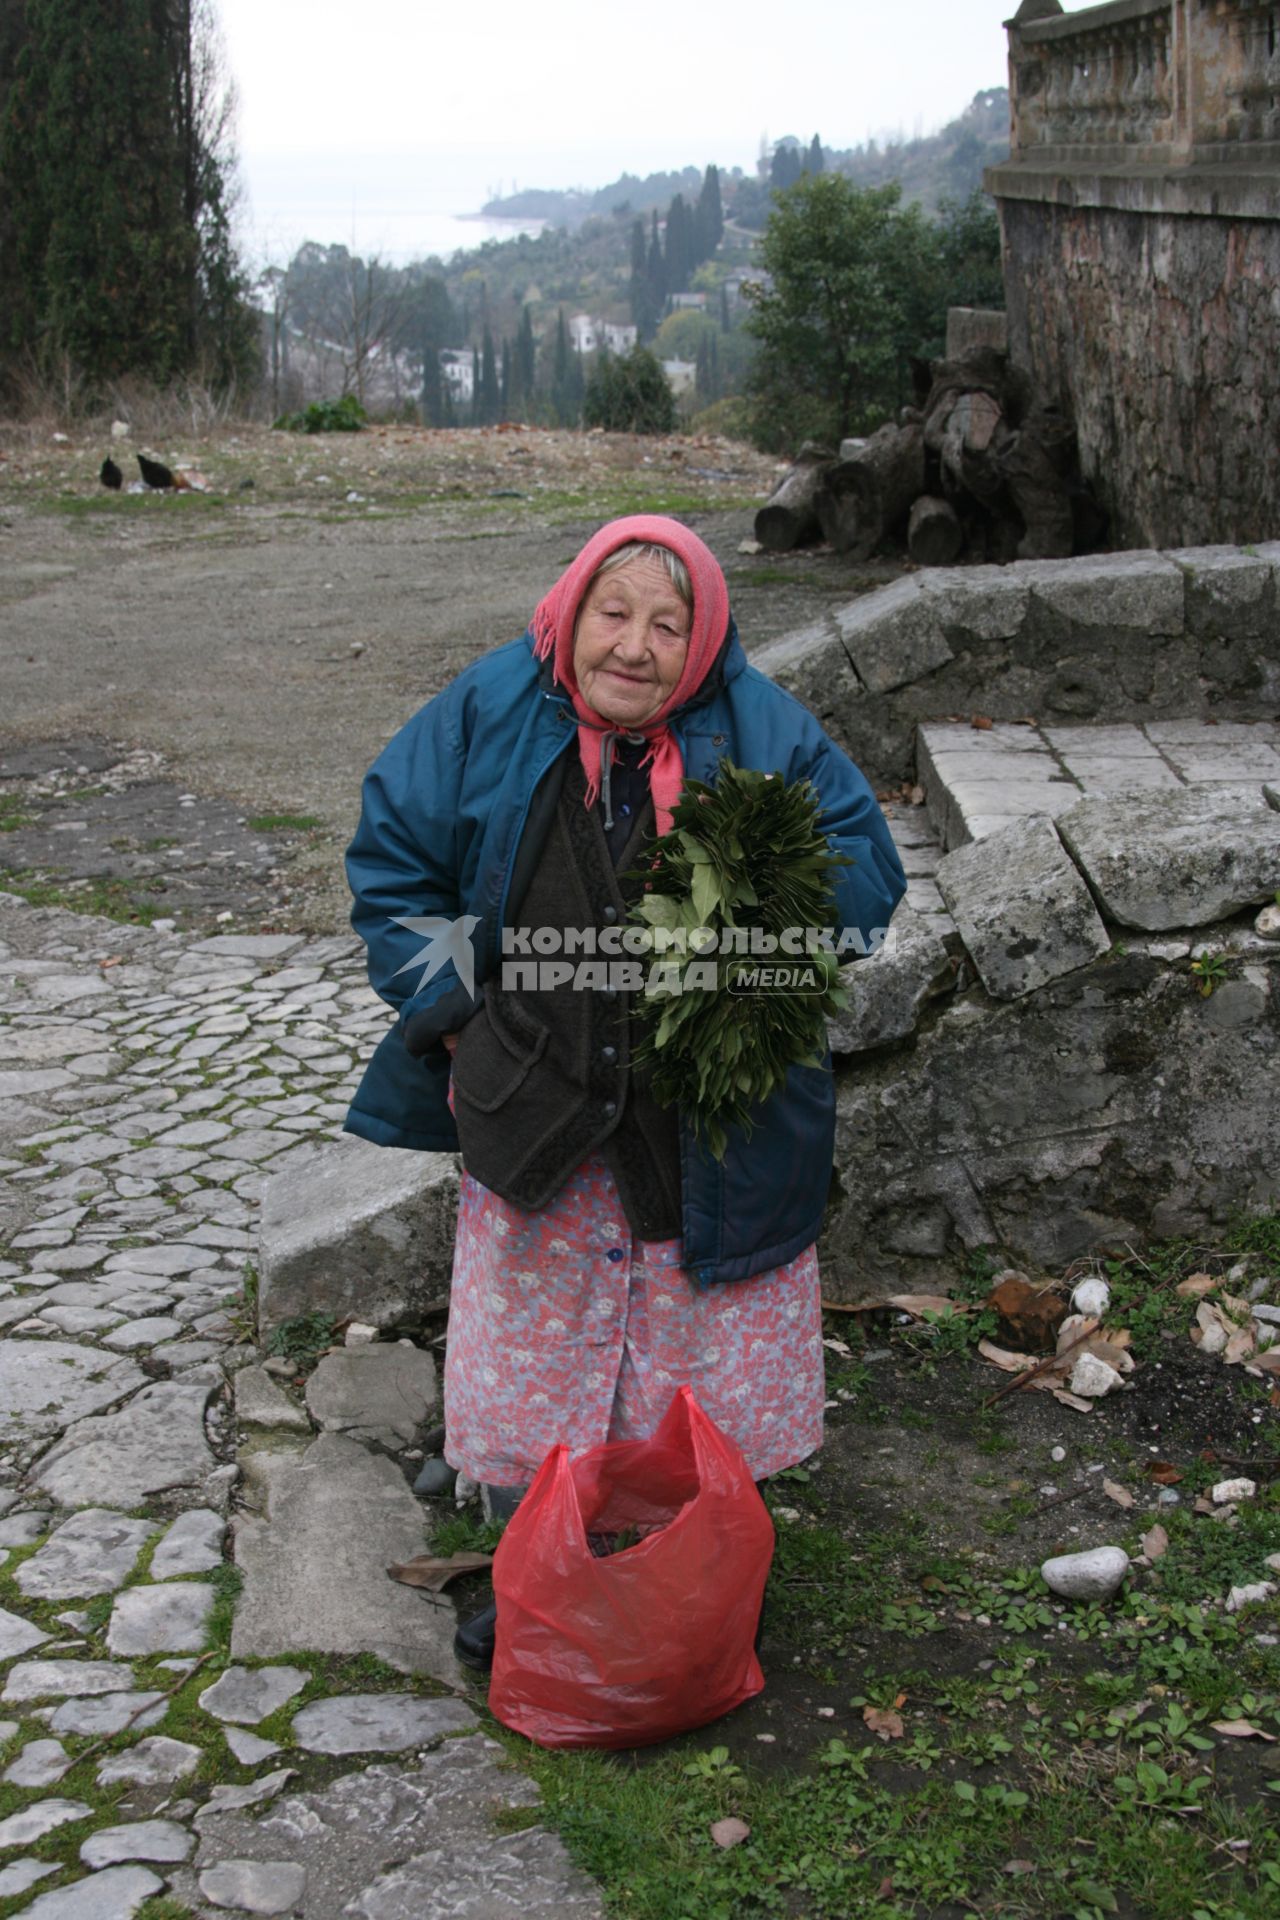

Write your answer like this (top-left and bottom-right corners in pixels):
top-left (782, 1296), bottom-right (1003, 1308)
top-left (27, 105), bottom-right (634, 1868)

top-left (479, 323), bottom-right (499, 423)
top-left (695, 164), bottom-right (724, 264)
top-left (515, 303), bottom-right (536, 413)
top-left (499, 337), bottom-right (510, 417)
top-left (629, 215), bottom-right (655, 340)
top-left (665, 194), bottom-right (691, 294)
top-left (0, 0), bottom-right (254, 396)
top-left (646, 209), bottom-right (666, 317)
top-left (806, 134), bottom-right (825, 175)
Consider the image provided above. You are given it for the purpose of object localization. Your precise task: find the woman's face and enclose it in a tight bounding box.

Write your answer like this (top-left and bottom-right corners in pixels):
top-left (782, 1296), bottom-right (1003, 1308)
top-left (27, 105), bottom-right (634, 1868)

top-left (572, 553), bottom-right (691, 728)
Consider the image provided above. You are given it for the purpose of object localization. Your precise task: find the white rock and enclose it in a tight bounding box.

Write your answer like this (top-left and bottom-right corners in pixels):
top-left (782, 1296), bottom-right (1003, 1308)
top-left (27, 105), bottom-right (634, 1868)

top-left (1266, 1553), bottom-right (1280, 1575)
top-left (150, 1508), bottom-right (225, 1579)
top-left (3, 1738), bottom-right (72, 1787)
top-left (0, 1860), bottom-right (58, 1899)
top-left (1070, 1278), bottom-right (1111, 1318)
top-left (18, 1865), bottom-right (163, 1919)
top-left (197, 1664), bottom-right (309, 1725)
top-left (1069, 1352), bottom-right (1125, 1398)
top-left (1226, 1582), bottom-right (1277, 1613)
top-left (0, 1605), bottom-right (49, 1661)
top-left (1254, 903), bottom-right (1280, 941)
top-left (290, 1693), bottom-right (475, 1755)
top-left (81, 1818), bottom-right (194, 1867)
top-left (50, 1691), bottom-right (166, 1737)
top-left (224, 1727), bottom-right (282, 1765)
top-left (1041, 1546), bottom-right (1130, 1602)
top-left (0, 1798), bottom-right (92, 1848)
top-left (106, 1581), bottom-right (215, 1655)
top-left (1212, 1478), bottom-right (1257, 1505)
top-left (199, 1859), bottom-right (307, 1914)
top-left (344, 1321), bottom-right (379, 1346)
top-left (2, 1660), bottom-right (134, 1703)
top-left (1050, 1446), bottom-right (1066, 1464)
top-left (96, 1734), bottom-right (201, 1786)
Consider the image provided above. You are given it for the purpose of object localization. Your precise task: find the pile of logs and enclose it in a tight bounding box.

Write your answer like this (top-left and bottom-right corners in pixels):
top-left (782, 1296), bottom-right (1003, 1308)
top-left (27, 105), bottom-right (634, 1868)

top-left (754, 347), bottom-right (1105, 565)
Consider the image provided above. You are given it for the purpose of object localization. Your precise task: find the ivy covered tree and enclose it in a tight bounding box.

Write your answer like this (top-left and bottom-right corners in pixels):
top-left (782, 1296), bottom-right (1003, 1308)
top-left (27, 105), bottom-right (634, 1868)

top-left (0, 0), bottom-right (256, 399)
top-left (583, 346), bottom-right (675, 435)
top-left (744, 174), bottom-right (933, 450)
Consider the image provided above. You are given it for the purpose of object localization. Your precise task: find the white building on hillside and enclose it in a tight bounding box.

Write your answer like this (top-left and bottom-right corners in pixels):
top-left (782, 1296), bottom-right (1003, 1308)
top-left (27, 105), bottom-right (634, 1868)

top-left (439, 348), bottom-right (476, 403)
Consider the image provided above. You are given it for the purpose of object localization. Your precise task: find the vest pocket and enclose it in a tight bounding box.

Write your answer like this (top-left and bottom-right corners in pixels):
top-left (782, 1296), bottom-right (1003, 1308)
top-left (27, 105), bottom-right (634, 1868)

top-left (452, 990), bottom-right (549, 1114)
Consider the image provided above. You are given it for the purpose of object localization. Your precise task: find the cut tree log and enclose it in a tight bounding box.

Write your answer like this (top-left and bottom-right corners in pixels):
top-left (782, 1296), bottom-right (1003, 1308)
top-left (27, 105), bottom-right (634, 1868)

top-left (814, 422), bottom-right (925, 559)
top-left (754, 442), bottom-right (834, 551)
top-left (908, 494), bottom-right (964, 567)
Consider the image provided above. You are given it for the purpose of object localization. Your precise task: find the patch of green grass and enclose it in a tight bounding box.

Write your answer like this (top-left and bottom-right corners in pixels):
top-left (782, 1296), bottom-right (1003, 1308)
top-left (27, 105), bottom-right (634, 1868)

top-left (0, 799), bottom-right (35, 832)
top-left (0, 870), bottom-right (163, 925)
top-left (264, 1309), bottom-right (335, 1369)
top-left (41, 490), bottom-right (226, 520)
top-left (246, 813), bottom-right (323, 834)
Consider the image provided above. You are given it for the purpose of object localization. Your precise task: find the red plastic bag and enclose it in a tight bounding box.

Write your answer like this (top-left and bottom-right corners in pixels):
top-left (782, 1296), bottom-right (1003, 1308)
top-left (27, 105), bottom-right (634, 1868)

top-left (488, 1385), bottom-right (774, 1749)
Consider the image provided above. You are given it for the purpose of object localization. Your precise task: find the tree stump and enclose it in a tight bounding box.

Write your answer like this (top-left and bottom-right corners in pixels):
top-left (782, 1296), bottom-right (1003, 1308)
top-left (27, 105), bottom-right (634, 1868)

top-left (814, 422), bottom-right (924, 559)
top-left (754, 442), bottom-right (834, 551)
top-left (908, 495), bottom-right (964, 567)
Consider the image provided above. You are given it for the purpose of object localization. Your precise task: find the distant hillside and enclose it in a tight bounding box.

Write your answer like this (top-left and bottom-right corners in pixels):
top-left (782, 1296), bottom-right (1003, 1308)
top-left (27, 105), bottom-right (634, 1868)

top-left (834, 87), bottom-right (1010, 213)
top-left (483, 165), bottom-right (707, 228)
top-left (482, 89), bottom-right (1010, 231)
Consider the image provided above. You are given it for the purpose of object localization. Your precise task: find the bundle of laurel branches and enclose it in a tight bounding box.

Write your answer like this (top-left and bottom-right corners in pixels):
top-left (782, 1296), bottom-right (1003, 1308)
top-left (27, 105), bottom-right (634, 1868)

top-left (626, 760), bottom-right (850, 1159)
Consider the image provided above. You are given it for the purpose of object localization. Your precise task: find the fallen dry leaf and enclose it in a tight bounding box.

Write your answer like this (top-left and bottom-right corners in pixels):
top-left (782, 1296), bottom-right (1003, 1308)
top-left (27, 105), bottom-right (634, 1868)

top-left (1050, 1389), bottom-right (1096, 1413)
top-left (884, 1294), bottom-right (968, 1318)
top-left (863, 1706), bottom-right (905, 1742)
top-left (1193, 1496), bottom-right (1217, 1515)
top-left (1224, 1328), bottom-right (1257, 1366)
top-left (971, 714), bottom-right (993, 730)
top-left (1211, 1720), bottom-right (1277, 1742)
top-left (1003, 1860), bottom-right (1037, 1876)
top-left (98, 955), bottom-right (124, 969)
top-left (1145, 1460), bottom-right (1183, 1486)
top-left (710, 1818), bottom-right (751, 1848)
top-left (1252, 1349), bottom-right (1280, 1374)
top-left (978, 1339), bottom-right (1039, 1374)
top-left (1177, 1272), bottom-right (1217, 1297)
top-left (1103, 1479), bottom-right (1136, 1509)
top-left (1141, 1523), bottom-right (1169, 1561)
top-left (908, 783), bottom-right (926, 806)
top-left (386, 1551), bottom-right (494, 1592)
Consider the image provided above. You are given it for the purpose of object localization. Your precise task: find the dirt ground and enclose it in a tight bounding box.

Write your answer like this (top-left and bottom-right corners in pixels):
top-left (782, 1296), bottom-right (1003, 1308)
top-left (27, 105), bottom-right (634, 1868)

top-left (0, 420), bottom-right (903, 935)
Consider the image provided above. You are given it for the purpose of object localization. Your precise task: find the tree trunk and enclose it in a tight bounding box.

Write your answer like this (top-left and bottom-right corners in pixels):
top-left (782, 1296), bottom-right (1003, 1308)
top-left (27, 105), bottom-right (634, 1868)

top-left (754, 443), bottom-right (834, 551)
top-left (814, 422), bottom-right (925, 558)
top-left (908, 495), bottom-right (964, 567)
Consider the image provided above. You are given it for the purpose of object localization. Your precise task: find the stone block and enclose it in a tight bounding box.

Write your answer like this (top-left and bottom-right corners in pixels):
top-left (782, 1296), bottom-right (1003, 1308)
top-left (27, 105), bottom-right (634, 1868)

top-left (303, 1344), bottom-right (437, 1449)
top-left (937, 816), bottom-right (1111, 999)
top-left (749, 622), bottom-right (864, 747)
top-left (1171, 546), bottom-right (1272, 615)
top-left (1042, 724), bottom-right (1164, 759)
top-left (257, 1134), bottom-right (459, 1337)
top-left (1067, 758), bottom-right (1184, 794)
top-left (946, 778), bottom-right (1083, 849)
top-left (834, 577), bottom-right (956, 693)
top-left (1057, 788), bottom-right (1280, 929)
top-left (826, 918), bottom-right (954, 1053)
top-left (1017, 551), bottom-right (1186, 634)
top-left (230, 1432), bottom-right (463, 1684)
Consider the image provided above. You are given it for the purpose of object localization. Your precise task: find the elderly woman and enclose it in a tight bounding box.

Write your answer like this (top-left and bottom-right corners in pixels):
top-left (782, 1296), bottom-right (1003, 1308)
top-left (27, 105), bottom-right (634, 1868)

top-left (344, 515), bottom-right (905, 1669)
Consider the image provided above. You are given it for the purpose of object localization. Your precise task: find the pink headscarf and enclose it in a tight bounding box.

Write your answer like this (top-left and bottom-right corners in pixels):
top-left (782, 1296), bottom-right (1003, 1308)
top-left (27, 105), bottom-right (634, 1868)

top-left (529, 515), bottom-right (731, 837)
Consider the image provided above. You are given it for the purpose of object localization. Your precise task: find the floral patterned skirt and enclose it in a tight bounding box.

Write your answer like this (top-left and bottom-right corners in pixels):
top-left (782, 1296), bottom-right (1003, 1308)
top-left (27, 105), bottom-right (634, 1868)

top-left (442, 1152), bottom-right (824, 1487)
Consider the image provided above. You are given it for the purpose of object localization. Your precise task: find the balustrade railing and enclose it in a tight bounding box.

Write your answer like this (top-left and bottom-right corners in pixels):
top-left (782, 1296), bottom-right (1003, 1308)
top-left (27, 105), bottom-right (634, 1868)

top-left (1007, 0), bottom-right (1280, 161)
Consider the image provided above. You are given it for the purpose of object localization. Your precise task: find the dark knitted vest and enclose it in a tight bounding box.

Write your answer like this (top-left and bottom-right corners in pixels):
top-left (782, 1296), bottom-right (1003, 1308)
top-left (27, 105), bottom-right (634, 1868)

top-left (449, 758), bottom-right (682, 1236)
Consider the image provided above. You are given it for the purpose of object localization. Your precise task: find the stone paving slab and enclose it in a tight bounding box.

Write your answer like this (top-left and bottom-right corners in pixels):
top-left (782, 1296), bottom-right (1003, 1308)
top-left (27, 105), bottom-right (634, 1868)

top-left (174, 1741), bottom-right (606, 1920)
top-left (937, 817), bottom-right (1112, 1000)
top-left (232, 1434), bottom-right (463, 1684)
top-left (1058, 787), bottom-right (1280, 930)
top-left (30, 1375), bottom-right (221, 1506)
top-left (304, 1345), bottom-right (438, 1449)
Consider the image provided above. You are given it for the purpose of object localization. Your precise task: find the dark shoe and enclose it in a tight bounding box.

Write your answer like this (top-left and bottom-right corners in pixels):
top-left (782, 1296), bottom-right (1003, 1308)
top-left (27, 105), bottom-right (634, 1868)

top-left (454, 1600), bottom-right (497, 1672)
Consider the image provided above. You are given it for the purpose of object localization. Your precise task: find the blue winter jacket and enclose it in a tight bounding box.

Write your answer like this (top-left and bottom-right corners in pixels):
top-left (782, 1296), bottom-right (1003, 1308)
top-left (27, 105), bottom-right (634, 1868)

top-left (343, 621), bottom-right (906, 1286)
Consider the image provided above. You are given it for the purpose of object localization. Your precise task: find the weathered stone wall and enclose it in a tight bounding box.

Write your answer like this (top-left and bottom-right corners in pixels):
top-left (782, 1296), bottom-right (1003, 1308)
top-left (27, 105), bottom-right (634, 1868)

top-left (999, 195), bottom-right (1280, 549)
top-left (987, 0), bottom-right (1280, 550)
top-left (754, 543), bottom-right (1280, 788)
top-left (823, 931), bottom-right (1280, 1298)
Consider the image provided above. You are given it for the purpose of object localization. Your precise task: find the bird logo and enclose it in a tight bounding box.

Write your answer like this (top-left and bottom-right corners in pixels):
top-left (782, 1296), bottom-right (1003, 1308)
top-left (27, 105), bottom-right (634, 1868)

top-left (388, 914), bottom-right (481, 997)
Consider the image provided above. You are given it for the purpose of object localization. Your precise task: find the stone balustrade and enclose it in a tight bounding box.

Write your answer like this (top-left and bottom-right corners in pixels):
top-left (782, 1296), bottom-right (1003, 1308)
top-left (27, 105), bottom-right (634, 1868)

top-left (1007, 0), bottom-right (1280, 163)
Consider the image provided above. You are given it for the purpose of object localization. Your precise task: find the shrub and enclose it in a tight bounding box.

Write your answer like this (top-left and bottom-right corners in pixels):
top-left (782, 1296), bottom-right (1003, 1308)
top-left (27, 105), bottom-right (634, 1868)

top-left (582, 348), bottom-right (676, 436)
top-left (274, 394), bottom-right (367, 433)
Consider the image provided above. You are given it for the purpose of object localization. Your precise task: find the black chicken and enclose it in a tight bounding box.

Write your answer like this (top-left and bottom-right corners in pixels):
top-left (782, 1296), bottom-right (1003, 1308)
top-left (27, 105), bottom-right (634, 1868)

top-left (100, 457), bottom-right (123, 490)
top-left (137, 453), bottom-right (176, 490)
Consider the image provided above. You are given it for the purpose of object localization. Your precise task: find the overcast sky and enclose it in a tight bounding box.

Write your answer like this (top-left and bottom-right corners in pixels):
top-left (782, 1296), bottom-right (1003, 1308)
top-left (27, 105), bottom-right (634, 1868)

top-left (216, 0), bottom-right (1089, 263)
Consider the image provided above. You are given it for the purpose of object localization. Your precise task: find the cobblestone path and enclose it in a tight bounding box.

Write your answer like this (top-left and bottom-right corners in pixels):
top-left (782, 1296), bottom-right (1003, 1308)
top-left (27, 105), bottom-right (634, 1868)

top-left (0, 895), bottom-right (601, 1919)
